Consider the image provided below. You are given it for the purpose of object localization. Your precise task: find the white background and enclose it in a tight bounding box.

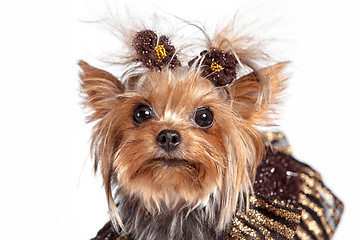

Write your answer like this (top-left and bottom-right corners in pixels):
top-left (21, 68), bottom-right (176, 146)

top-left (1, 0), bottom-right (359, 239)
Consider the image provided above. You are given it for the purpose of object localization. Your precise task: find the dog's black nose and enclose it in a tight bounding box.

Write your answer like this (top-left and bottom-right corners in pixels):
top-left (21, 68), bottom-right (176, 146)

top-left (156, 130), bottom-right (181, 152)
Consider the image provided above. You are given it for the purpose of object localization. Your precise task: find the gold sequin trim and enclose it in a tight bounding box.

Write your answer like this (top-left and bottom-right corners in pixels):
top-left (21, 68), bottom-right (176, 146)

top-left (244, 212), bottom-right (274, 239)
top-left (247, 209), bottom-right (296, 239)
top-left (294, 159), bottom-right (344, 239)
top-left (301, 210), bottom-right (323, 236)
top-left (296, 225), bottom-right (312, 239)
top-left (228, 195), bottom-right (300, 239)
top-left (263, 131), bottom-right (293, 155)
top-left (264, 132), bottom-right (284, 142)
top-left (231, 211), bottom-right (274, 240)
top-left (299, 165), bottom-right (323, 182)
top-left (299, 189), bottom-right (331, 237)
top-left (251, 196), bottom-right (300, 222)
top-left (229, 216), bottom-right (261, 240)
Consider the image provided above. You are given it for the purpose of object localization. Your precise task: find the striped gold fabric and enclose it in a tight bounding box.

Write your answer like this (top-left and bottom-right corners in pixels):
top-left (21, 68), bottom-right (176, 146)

top-left (292, 160), bottom-right (344, 240)
top-left (227, 194), bottom-right (302, 240)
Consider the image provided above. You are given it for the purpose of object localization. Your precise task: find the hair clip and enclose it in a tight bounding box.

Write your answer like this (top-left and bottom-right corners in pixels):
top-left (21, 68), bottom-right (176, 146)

top-left (132, 29), bottom-right (180, 70)
top-left (189, 48), bottom-right (239, 86)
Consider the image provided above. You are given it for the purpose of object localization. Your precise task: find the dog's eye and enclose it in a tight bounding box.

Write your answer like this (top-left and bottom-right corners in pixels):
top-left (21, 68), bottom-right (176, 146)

top-left (132, 104), bottom-right (153, 125)
top-left (194, 107), bottom-right (214, 129)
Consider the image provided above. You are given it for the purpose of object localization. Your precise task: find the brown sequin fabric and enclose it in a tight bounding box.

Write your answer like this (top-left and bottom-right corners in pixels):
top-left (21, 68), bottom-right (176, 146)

top-left (254, 148), bottom-right (301, 207)
top-left (132, 30), bottom-right (180, 70)
top-left (263, 132), bottom-right (344, 240)
top-left (188, 48), bottom-right (238, 86)
top-left (91, 132), bottom-right (343, 240)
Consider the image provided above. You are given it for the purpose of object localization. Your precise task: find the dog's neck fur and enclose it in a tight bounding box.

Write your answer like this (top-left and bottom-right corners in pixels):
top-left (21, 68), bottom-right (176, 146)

top-left (116, 193), bottom-right (227, 240)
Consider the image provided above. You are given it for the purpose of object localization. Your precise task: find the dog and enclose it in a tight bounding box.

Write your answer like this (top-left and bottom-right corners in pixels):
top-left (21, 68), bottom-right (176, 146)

top-left (79, 20), bottom-right (343, 240)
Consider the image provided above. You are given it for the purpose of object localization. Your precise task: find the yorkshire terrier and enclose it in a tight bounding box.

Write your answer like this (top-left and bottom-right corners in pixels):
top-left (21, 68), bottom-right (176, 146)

top-left (79, 20), bottom-right (342, 240)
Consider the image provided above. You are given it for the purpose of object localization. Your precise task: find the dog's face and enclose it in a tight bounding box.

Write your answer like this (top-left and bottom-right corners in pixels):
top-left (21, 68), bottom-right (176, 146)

top-left (80, 27), bottom-right (288, 230)
top-left (113, 71), bottom-right (227, 207)
top-left (80, 59), bottom-right (287, 229)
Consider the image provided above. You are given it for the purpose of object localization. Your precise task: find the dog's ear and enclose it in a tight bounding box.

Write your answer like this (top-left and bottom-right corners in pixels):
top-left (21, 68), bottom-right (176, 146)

top-left (79, 60), bottom-right (125, 121)
top-left (229, 62), bottom-right (289, 125)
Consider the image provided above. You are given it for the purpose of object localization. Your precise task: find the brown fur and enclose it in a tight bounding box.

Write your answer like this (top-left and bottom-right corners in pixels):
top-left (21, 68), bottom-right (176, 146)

top-left (79, 22), bottom-right (288, 240)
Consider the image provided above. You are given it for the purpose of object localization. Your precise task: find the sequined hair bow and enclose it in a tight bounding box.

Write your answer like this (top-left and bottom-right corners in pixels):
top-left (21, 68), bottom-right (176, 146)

top-left (132, 30), bottom-right (180, 70)
top-left (132, 29), bottom-right (239, 86)
top-left (188, 48), bottom-right (239, 86)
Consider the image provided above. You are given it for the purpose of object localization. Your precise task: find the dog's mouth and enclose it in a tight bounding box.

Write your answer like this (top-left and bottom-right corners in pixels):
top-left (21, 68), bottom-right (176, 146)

top-left (152, 157), bottom-right (194, 167)
top-left (129, 158), bottom-right (200, 181)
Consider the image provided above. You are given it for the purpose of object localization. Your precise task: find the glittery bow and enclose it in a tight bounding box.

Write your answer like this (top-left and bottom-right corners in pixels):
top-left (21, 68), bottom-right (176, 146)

top-left (132, 30), bottom-right (180, 70)
top-left (188, 48), bottom-right (239, 86)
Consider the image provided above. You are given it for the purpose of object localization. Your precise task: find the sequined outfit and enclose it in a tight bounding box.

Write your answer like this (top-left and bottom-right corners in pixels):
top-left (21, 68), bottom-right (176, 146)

top-left (91, 132), bottom-right (343, 240)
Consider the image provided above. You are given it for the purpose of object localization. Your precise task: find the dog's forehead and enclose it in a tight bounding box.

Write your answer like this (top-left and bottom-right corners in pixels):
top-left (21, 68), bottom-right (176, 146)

top-left (137, 70), bottom-right (221, 116)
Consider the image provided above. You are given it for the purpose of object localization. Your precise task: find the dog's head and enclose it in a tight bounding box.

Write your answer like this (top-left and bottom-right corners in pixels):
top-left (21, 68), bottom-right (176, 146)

top-left (80, 24), bottom-right (288, 231)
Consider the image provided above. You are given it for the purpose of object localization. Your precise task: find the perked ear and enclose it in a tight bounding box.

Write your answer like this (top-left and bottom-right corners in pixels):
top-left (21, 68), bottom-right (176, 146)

top-left (229, 62), bottom-right (289, 125)
top-left (79, 60), bottom-right (125, 121)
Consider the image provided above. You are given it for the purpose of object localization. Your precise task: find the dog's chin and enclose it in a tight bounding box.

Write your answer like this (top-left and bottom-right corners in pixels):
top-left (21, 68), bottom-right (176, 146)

top-left (119, 156), bottom-right (221, 210)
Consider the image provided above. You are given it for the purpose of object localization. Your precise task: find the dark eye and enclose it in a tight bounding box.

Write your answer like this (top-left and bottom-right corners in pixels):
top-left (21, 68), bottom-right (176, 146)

top-left (194, 107), bottom-right (214, 129)
top-left (132, 103), bottom-right (153, 126)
